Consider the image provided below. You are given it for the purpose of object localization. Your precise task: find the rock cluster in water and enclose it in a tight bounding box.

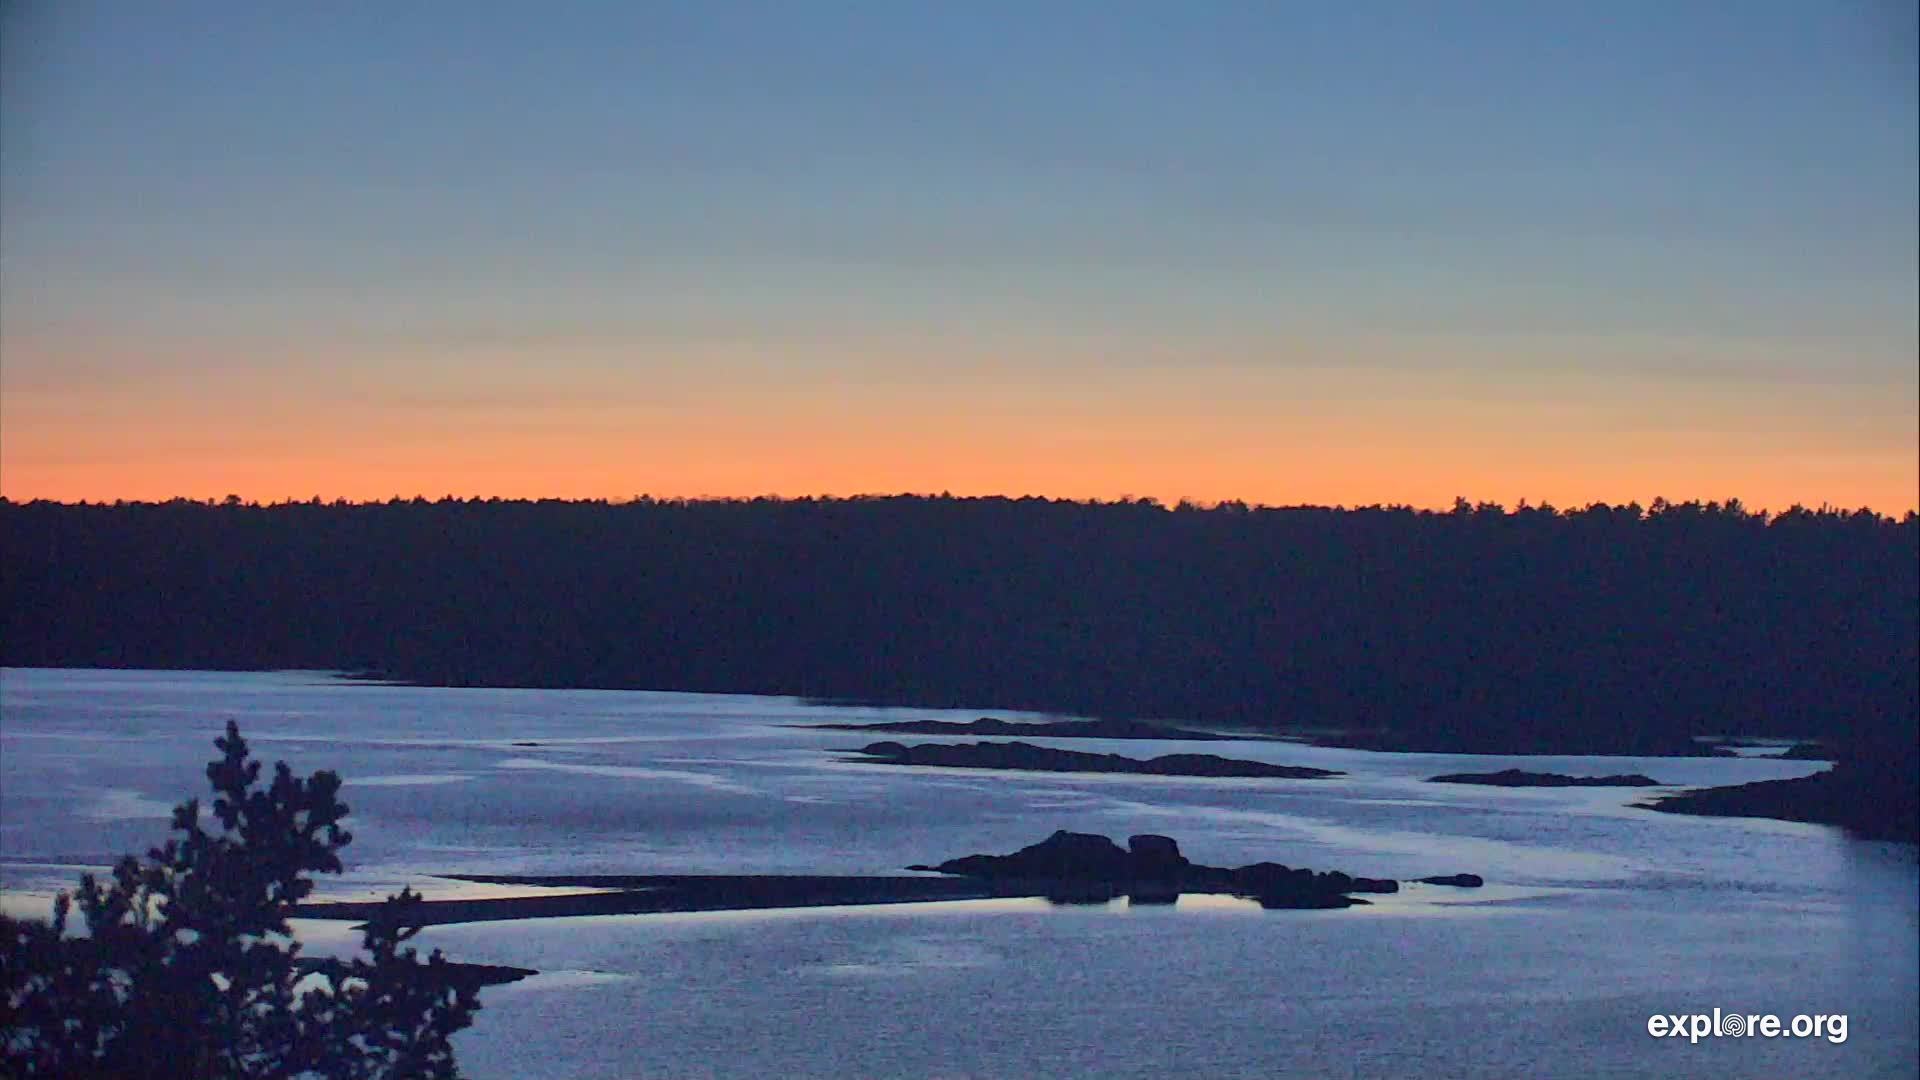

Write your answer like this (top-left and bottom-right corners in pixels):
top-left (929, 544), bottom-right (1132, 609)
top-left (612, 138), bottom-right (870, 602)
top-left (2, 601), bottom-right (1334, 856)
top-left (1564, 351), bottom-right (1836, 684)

top-left (909, 830), bottom-right (1482, 909)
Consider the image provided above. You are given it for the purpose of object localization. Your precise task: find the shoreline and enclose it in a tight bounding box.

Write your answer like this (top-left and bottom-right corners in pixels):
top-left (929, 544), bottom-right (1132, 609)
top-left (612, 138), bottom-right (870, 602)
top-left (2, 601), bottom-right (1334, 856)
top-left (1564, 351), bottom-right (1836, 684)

top-left (1642, 768), bottom-right (1917, 843)
top-left (0, 665), bottom-right (1869, 762)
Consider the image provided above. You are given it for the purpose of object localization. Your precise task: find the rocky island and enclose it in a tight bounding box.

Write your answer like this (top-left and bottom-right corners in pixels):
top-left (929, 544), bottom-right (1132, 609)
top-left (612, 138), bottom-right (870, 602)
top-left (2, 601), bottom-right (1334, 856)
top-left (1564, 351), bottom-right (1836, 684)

top-left (847, 740), bottom-right (1342, 779)
top-left (291, 832), bottom-right (1485, 926)
top-left (910, 830), bottom-right (1483, 909)
top-left (1426, 768), bottom-right (1664, 787)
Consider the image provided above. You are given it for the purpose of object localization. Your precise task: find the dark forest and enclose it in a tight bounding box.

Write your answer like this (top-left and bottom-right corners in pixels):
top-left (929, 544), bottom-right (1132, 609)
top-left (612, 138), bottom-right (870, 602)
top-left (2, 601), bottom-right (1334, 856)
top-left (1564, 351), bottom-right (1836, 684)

top-left (3, 495), bottom-right (1914, 770)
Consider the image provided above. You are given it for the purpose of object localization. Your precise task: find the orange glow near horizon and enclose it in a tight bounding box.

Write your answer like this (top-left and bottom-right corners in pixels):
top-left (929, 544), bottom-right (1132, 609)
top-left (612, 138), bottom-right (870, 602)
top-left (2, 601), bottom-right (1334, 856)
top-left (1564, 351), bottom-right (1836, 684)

top-left (5, 346), bottom-right (1914, 513)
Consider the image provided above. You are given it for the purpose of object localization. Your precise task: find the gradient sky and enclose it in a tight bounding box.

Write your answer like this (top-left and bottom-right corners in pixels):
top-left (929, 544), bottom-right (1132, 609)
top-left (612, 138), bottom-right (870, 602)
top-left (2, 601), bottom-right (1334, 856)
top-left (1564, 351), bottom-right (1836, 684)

top-left (3, 2), bottom-right (1915, 510)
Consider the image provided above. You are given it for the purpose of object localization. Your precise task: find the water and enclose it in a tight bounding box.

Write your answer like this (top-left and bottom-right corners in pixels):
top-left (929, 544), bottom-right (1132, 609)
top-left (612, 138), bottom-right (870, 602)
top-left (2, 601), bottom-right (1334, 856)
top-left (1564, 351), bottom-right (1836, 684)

top-left (2, 668), bottom-right (1914, 1078)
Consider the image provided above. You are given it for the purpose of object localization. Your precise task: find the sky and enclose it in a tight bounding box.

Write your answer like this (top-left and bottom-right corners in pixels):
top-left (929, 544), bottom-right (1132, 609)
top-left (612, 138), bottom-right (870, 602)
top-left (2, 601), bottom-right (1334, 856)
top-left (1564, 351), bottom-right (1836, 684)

top-left (2, 1), bottom-right (1915, 510)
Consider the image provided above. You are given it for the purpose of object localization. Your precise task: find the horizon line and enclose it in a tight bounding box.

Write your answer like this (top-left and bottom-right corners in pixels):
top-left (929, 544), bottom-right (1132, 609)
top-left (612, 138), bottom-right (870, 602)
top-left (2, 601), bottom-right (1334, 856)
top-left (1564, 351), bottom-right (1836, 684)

top-left (4, 491), bottom-right (1915, 520)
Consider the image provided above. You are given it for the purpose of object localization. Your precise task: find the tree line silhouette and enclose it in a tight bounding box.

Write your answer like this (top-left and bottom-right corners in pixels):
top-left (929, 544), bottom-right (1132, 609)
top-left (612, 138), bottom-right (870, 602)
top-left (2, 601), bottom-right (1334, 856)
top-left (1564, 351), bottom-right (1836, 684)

top-left (2, 495), bottom-right (1913, 768)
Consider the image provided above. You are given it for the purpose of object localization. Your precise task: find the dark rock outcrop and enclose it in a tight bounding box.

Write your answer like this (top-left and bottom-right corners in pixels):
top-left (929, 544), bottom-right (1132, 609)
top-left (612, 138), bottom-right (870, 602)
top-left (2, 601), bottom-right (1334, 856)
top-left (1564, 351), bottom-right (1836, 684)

top-left (1128, 834), bottom-right (1189, 877)
top-left (1426, 768), bottom-right (1662, 787)
top-left (910, 830), bottom-right (1134, 880)
top-left (849, 741), bottom-right (1341, 779)
top-left (1228, 862), bottom-right (1397, 903)
top-left (911, 830), bottom-right (1464, 910)
top-left (805, 716), bottom-right (1245, 740)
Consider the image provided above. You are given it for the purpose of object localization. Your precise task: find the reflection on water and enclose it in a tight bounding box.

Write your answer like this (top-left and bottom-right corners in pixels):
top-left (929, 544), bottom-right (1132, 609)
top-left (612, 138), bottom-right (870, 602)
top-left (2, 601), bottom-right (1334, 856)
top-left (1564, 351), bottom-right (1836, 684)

top-left (79, 788), bottom-right (176, 822)
top-left (494, 756), bottom-right (761, 795)
top-left (350, 773), bottom-right (476, 787)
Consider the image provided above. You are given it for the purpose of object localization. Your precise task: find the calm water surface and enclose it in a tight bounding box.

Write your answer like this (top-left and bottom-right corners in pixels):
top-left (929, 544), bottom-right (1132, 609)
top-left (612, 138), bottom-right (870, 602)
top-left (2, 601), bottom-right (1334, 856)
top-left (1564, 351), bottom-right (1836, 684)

top-left (2, 669), bottom-right (1913, 1078)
